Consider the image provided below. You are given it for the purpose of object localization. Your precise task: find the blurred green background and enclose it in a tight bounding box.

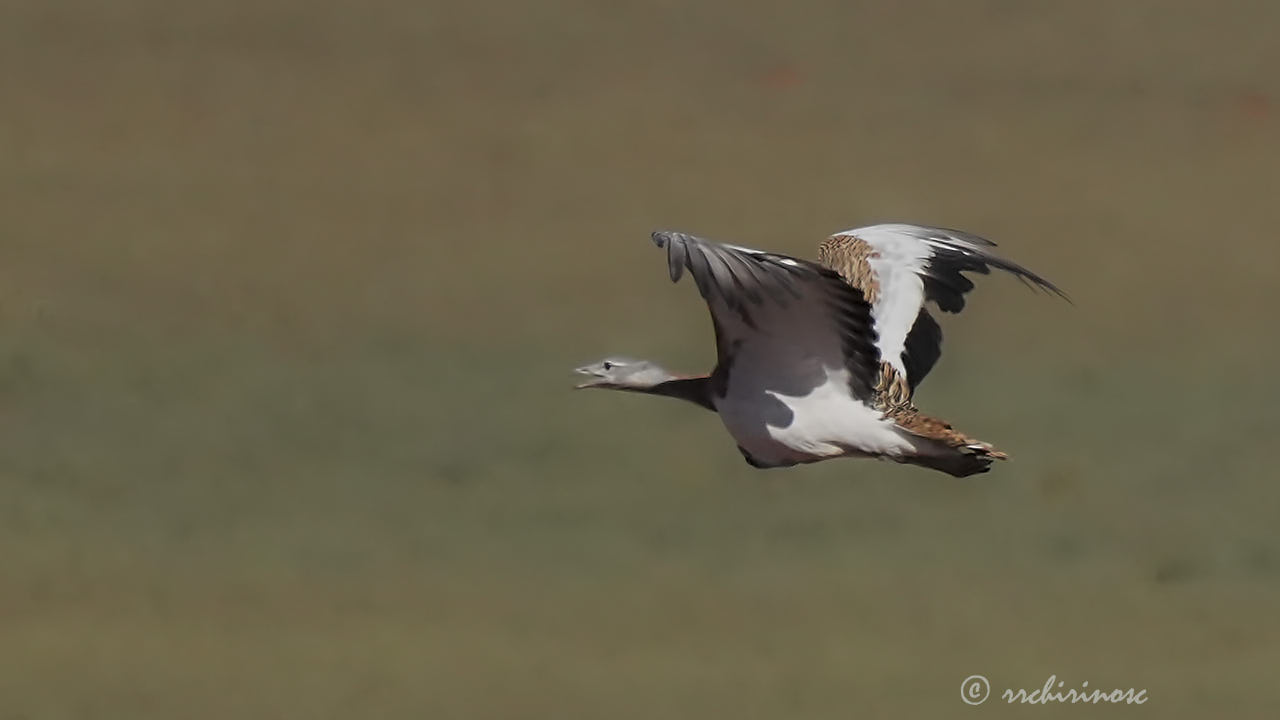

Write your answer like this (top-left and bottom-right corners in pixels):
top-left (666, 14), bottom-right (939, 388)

top-left (2, 0), bottom-right (1278, 717)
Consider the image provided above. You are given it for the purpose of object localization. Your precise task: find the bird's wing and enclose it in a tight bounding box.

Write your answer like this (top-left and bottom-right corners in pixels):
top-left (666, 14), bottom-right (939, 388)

top-left (651, 231), bottom-right (880, 402)
top-left (818, 224), bottom-right (1066, 398)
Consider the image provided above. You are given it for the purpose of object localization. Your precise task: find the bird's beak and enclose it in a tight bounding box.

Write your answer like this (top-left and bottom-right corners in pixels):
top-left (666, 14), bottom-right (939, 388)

top-left (573, 366), bottom-right (608, 389)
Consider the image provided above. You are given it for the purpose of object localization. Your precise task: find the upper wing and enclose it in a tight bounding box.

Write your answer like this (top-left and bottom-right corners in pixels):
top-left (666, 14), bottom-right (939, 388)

top-left (818, 223), bottom-right (1066, 395)
top-left (651, 231), bottom-right (880, 402)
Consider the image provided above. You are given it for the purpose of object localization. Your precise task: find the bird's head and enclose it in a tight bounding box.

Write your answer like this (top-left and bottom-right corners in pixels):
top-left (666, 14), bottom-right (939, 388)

top-left (573, 357), bottom-right (673, 390)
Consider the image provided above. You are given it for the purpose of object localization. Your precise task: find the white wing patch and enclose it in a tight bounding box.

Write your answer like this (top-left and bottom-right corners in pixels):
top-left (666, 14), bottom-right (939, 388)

top-left (845, 226), bottom-right (932, 374)
top-left (828, 223), bottom-right (1066, 382)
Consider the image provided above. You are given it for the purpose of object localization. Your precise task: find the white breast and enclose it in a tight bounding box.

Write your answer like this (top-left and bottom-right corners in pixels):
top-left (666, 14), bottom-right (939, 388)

top-left (713, 363), bottom-right (914, 467)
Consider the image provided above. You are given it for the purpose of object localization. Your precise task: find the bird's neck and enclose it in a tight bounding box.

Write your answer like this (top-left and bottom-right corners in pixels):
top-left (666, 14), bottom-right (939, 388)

top-left (637, 375), bottom-right (714, 411)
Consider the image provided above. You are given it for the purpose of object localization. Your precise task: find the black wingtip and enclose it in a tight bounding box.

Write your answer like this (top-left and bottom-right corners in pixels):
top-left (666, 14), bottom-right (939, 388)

top-left (970, 247), bottom-right (1073, 306)
top-left (1015, 272), bottom-right (1073, 305)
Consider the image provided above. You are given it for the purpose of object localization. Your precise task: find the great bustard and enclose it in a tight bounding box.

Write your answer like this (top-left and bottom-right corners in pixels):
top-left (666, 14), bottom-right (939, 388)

top-left (575, 224), bottom-right (1067, 477)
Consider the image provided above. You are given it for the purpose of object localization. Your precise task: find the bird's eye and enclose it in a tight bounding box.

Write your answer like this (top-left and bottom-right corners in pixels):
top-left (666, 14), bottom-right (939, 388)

top-left (602, 361), bottom-right (613, 371)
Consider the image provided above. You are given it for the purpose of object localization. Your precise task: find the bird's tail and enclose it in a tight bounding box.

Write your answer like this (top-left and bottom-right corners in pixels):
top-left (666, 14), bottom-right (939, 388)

top-left (889, 410), bottom-right (1008, 478)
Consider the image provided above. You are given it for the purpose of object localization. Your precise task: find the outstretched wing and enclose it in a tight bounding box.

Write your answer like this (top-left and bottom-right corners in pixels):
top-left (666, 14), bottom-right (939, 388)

top-left (651, 231), bottom-right (880, 402)
top-left (819, 223), bottom-right (1066, 395)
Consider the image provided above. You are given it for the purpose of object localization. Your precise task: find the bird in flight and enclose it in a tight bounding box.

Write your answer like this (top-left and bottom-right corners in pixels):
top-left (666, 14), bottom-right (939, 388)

top-left (575, 224), bottom-right (1067, 476)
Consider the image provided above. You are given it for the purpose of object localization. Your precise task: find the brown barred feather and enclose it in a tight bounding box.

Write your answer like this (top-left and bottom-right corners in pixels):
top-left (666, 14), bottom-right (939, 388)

top-left (872, 361), bottom-right (913, 413)
top-left (886, 407), bottom-right (1008, 459)
top-left (817, 235), bottom-right (881, 305)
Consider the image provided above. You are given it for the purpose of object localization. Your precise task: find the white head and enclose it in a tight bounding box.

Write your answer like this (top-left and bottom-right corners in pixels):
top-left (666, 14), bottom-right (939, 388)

top-left (573, 356), bottom-right (676, 390)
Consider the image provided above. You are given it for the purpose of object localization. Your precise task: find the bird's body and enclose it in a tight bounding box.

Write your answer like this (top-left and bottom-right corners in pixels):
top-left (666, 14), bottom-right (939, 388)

top-left (714, 362), bottom-right (911, 468)
top-left (575, 224), bottom-right (1066, 477)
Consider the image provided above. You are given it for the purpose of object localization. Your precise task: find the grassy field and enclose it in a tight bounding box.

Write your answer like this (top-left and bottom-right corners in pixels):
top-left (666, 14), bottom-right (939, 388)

top-left (2, 0), bottom-right (1279, 716)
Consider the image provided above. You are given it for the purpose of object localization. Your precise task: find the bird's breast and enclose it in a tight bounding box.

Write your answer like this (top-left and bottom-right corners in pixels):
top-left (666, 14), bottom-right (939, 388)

top-left (713, 366), bottom-right (910, 467)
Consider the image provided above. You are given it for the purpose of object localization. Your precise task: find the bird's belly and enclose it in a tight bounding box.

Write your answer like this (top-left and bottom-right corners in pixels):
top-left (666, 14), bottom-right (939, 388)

top-left (714, 378), bottom-right (911, 467)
